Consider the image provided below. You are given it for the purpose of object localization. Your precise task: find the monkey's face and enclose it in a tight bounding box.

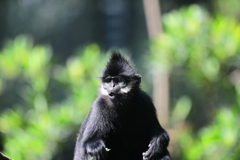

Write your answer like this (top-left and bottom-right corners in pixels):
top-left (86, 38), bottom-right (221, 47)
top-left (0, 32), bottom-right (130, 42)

top-left (100, 74), bottom-right (141, 100)
top-left (101, 76), bottom-right (129, 99)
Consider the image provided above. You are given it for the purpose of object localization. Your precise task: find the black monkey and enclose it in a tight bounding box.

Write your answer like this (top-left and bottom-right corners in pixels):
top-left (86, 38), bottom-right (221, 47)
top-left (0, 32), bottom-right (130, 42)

top-left (73, 51), bottom-right (171, 160)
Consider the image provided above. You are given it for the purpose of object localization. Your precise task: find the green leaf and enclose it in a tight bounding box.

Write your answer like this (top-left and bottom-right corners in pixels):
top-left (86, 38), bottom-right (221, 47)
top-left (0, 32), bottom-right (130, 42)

top-left (171, 96), bottom-right (192, 125)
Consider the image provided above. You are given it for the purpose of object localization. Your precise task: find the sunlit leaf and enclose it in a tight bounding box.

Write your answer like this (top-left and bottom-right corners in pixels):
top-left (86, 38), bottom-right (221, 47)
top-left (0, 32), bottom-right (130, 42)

top-left (171, 96), bottom-right (192, 125)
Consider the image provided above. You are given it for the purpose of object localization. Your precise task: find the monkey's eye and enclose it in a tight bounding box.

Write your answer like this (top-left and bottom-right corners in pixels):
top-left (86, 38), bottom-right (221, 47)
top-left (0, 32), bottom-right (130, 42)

top-left (104, 78), bottom-right (112, 83)
top-left (115, 77), bottom-right (124, 83)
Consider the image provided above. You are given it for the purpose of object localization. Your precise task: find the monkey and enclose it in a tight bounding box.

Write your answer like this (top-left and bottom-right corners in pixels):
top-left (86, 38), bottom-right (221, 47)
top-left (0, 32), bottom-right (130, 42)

top-left (73, 51), bottom-right (171, 160)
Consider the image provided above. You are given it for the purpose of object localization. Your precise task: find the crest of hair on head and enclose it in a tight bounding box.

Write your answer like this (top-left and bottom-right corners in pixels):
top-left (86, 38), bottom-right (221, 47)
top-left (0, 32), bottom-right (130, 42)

top-left (102, 50), bottom-right (136, 79)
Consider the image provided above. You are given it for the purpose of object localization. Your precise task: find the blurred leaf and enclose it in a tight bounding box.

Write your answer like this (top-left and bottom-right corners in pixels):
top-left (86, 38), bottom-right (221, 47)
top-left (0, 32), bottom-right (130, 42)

top-left (171, 96), bottom-right (191, 125)
top-left (200, 57), bottom-right (220, 81)
top-left (33, 94), bottom-right (48, 112)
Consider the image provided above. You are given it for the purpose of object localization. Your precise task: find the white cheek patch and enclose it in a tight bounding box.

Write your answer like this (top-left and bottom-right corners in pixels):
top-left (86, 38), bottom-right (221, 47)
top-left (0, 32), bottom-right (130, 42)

top-left (120, 82), bottom-right (133, 93)
top-left (100, 84), bottom-right (108, 95)
top-left (100, 82), bottom-right (133, 95)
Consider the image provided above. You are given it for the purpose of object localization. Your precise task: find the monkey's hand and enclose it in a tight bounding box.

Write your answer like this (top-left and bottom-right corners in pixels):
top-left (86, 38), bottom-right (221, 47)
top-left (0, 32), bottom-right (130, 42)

top-left (85, 139), bottom-right (108, 160)
top-left (142, 131), bottom-right (171, 160)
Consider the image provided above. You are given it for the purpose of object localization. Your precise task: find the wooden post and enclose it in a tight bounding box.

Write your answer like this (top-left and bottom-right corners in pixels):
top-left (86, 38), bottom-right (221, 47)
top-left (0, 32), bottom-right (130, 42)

top-left (142, 0), bottom-right (162, 39)
top-left (143, 0), bottom-right (169, 127)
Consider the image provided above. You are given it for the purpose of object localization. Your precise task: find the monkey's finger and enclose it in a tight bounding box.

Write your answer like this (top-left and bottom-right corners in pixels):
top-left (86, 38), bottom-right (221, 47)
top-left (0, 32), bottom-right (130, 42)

top-left (99, 148), bottom-right (107, 159)
top-left (143, 145), bottom-right (158, 159)
top-left (95, 154), bottom-right (101, 160)
top-left (161, 155), bottom-right (171, 160)
top-left (142, 150), bottom-right (153, 159)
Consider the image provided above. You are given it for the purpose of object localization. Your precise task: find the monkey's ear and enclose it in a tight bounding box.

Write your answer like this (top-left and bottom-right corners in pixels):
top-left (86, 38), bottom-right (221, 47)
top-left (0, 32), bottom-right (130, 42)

top-left (134, 74), bottom-right (141, 79)
top-left (133, 74), bottom-right (141, 85)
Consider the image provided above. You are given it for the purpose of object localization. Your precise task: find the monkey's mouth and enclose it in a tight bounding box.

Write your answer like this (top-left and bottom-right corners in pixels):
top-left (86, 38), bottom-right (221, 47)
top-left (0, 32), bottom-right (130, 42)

top-left (109, 92), bottom-right (116, 98)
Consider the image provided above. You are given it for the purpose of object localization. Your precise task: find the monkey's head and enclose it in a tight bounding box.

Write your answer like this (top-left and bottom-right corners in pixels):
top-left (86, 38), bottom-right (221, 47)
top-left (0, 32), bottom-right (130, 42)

top-left (100, 51), bottom-right (141, 101)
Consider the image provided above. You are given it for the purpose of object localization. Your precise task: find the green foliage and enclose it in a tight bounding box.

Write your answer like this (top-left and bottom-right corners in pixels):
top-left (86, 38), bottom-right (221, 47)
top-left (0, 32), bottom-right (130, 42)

top-left (179, 107), bottom-right (240, 160)
top-left (214, 0), bottom-right (240, 20)
top-left (151, 5), bottom-right (240, 160)
top-left (0, 35), bottom-right (105, 160)
top-left (151, 5), bottom-right (240, 84)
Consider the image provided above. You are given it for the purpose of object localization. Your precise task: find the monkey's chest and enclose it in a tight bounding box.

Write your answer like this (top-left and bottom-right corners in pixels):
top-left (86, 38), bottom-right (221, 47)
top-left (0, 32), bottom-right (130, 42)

top-left (104, 116), bottom-right (150, 159)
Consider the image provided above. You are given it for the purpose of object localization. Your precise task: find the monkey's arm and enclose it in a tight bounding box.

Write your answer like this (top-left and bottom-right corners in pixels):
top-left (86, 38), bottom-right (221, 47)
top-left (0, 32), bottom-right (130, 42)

top-left (143, 127), bottom-right (171, 160)
top-left (73, 114), bottom-right (90, 160)
top-left (140, 97), bottom-right (171, 160)
top-left (74, 107), bottom-right (108, 160)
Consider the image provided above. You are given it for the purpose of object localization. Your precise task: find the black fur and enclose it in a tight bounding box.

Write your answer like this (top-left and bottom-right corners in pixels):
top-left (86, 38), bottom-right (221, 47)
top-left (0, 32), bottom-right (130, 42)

top-left (102, 52), bottom-right (135, 78)
top-left (74, 51), bottom-right (171, 160)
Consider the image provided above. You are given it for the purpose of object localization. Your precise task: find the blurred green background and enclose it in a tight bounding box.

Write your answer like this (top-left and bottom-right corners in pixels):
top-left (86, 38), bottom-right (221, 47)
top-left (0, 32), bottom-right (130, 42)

top-left (0, 0), bottom-right (239, 160)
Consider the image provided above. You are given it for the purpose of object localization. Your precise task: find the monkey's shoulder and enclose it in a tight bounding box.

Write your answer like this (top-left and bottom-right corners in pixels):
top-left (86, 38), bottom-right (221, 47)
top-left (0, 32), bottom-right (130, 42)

top-left (136, 90), bottom-right (155, 104)
top-left (134, 90), bottom-right (157, 113)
